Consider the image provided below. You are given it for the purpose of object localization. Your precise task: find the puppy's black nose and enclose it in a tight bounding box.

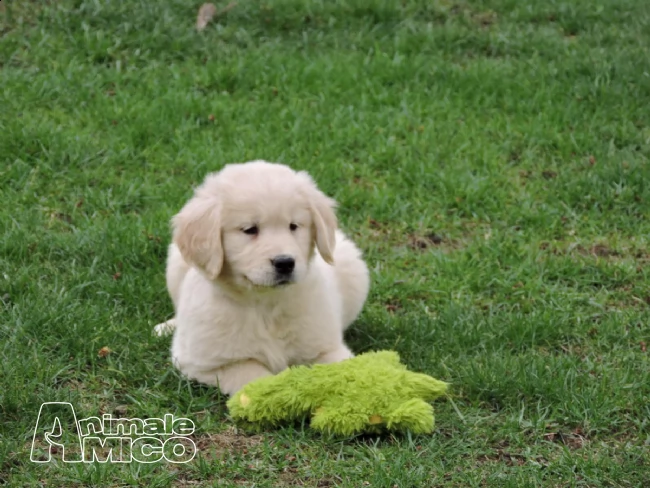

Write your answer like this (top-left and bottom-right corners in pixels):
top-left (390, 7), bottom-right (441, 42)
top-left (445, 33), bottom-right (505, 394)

top-left (272, 255), bottom-right (295, 275)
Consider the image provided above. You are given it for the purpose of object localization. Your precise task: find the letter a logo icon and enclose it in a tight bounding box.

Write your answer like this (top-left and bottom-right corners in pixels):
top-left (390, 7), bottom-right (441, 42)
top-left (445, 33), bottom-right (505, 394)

top-left (31, 402), bottom-right (83, 463)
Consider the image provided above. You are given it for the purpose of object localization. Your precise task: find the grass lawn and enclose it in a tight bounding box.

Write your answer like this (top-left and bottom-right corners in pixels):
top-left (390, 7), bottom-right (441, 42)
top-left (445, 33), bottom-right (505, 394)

top-left (2, 0), bottom-right (650, 485)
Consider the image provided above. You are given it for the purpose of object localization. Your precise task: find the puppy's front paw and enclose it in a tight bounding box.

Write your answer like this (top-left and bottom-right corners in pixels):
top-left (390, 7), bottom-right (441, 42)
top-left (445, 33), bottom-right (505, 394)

top-left (315, 345), bottom-right (354, 364)
top-left (153, 319), bottom-right (176, 337)
top-left (216, 360), bottom-right (274, 396)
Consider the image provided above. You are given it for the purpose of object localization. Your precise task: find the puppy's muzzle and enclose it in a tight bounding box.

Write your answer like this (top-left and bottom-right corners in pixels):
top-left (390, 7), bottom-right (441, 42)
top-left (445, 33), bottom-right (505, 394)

top-left (271, 255), bottom-right (295, 283)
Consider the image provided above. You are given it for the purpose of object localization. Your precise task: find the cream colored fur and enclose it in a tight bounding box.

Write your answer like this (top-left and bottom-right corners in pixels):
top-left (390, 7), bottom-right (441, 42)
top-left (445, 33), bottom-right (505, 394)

top-left (154, 161), bottom-right (369, 395)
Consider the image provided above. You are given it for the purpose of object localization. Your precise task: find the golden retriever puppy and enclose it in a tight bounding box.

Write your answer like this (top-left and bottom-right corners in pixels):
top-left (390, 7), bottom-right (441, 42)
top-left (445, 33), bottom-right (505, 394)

top-left (154, 161), bottom-right (369, 395)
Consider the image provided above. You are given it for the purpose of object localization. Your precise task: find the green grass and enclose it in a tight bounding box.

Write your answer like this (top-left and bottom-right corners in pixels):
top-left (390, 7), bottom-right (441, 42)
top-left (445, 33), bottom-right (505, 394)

top-left (1, 0), bottom-right (650, 485)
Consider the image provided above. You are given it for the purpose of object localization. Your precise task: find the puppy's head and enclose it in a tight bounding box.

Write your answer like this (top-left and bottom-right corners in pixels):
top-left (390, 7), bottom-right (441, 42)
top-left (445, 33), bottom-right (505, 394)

top-left (172, 161), bottom-right (337, 289)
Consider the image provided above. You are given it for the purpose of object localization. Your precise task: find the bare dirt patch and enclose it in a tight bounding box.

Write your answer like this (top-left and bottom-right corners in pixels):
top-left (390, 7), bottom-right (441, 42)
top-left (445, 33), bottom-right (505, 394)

top-left (475, 440), bottom-right (549, 467)
top-left (575, 244), bottom-right (620, 258)
top-left (362, 217), bottom-right (469, 253)
top-left (540, 240), bottom-right (649, 262)
top-left (543, 426), bottom-right (588, 450)
top-left (276, 469), bottom-right (338, 487)
top-left (193, 426), bottom-right (263, 459)
top-left (408, 232), bottom-right (444, 250)
top-left (476, 450), bottom-right (528, 466)
top-left (406, 231), bottom-right (465, 253)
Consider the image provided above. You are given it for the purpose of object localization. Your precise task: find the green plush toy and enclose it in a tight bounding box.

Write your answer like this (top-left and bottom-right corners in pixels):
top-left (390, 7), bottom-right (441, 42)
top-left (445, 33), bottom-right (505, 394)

top-left (227, 351), bottom-right (448, 436)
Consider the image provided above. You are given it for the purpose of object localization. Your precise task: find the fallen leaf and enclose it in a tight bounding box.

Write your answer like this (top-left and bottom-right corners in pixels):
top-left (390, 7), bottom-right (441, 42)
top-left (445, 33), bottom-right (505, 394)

top-left (196, 3), bottom-right (217, 31)
top-left (114, 405), bottom-right (128, 416)
top-left (196, 2), bottom-right (237, 31)
top-left (98, 347), bottom-right (112, 358)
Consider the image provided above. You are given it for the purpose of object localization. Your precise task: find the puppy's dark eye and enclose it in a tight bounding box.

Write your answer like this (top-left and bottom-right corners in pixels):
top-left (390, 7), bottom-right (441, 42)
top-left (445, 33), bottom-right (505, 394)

top-left (243, 226), bottom-right (259, 235)
top-left (289, 223), bottom-right (298, 231)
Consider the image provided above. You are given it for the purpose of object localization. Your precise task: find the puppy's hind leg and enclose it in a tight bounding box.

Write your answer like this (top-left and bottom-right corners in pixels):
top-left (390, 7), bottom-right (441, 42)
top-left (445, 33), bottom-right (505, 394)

top-left (333, 232), bottom-right (370, 331)
top-left (154, 244), bottom-right (191, 337)
top-left (165, 243), bottom-right (191, 311)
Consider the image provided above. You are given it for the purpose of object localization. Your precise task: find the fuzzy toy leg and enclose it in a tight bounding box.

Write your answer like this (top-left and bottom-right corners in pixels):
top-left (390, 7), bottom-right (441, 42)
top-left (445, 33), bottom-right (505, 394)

top-left (384, 399), bottom-right (436, 434)
top-left (405, 373), bottom-right (449, 401)
top-left (310, 406), bottom-right (370, 436)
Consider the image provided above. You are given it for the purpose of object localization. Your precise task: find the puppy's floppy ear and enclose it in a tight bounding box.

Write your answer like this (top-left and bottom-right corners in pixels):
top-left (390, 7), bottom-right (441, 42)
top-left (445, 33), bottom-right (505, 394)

top-left (298, 172), bottom-right (338, 265)
top-left (172, 196), bottom-right (223, 280)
